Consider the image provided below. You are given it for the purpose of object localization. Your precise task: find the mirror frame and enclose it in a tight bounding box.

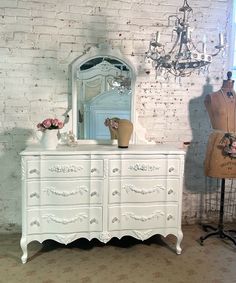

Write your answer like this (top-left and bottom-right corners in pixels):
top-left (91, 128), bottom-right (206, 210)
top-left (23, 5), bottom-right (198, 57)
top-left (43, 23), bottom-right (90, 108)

top-left (71, 43), bottom-right (137, 144)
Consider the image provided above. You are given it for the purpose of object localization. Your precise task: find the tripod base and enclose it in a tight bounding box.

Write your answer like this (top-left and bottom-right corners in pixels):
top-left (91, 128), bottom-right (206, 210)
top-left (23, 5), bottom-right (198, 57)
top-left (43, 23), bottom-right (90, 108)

top-left (200, 224), bottom-right (236, 246)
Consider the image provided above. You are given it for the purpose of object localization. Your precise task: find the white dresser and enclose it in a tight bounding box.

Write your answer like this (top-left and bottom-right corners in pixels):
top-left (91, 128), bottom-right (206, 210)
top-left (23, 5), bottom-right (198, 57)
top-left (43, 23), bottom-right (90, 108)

top-left (20, 144), bottom-right (185, 263)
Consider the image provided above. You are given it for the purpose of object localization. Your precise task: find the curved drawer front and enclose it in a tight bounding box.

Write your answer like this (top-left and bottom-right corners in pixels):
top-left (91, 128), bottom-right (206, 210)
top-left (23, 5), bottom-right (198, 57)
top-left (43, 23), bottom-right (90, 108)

top-left (26, 159), bottom-right (104, 178)
top-left (109, 179), bottom-right (179, 204)
top-left (27, 179), bottom-right (103, 206)
top-left (27, 207), bottom-right (102, 234)
top-left (108, 205), bottom-right (178, 231)
top-left (109, 158), bottom-right (180, 177)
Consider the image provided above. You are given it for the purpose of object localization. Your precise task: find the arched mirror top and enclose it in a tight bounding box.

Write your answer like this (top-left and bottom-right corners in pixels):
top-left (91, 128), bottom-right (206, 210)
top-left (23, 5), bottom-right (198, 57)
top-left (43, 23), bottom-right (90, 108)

top-left (71, 44), bottom-right (136, 144)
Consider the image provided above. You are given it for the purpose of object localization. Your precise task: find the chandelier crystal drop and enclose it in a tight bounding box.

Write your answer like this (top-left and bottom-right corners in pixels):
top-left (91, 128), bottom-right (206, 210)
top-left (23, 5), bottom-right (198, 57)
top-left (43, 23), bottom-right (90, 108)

top-left (108, 69), bottom-right (132, 95)
top-left (146, 0), bottom-right (225, 79)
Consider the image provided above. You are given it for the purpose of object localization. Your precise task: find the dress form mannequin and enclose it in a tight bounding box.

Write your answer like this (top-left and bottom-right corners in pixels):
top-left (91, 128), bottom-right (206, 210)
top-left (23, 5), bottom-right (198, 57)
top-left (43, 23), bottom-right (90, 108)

top-left (200, 72), bottom-right (236, 246)
top-left (204, 72), bottom-right (236, 178)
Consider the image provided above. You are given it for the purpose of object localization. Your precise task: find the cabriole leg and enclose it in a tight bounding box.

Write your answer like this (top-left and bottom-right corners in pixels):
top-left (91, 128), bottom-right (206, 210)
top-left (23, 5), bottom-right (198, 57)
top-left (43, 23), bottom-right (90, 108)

top-left (176, 230), bottom-right (183, 255)
top-left (20, 237), bottom-right (28, 264)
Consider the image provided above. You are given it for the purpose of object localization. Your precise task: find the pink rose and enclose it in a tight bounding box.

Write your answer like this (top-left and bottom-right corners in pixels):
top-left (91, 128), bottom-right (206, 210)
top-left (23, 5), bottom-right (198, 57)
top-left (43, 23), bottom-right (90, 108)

top-left (42, 119), bottom-right (52, 129)
top-left (58, 121), bottom-right (64, 129)
top-left (37, 117), bottom-right (64, 131)
top-left (110, 120), bottom-right (119, 129)
top-left (52, 119), bottom-right (59, 127)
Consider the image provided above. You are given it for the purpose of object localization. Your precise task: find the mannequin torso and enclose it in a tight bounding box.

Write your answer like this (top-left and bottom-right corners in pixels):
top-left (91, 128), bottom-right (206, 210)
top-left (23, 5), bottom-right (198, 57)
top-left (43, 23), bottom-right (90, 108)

top-left (204, 78), bottom-right (236, 178)
top-left (204, 80), bottom-right (236, 132)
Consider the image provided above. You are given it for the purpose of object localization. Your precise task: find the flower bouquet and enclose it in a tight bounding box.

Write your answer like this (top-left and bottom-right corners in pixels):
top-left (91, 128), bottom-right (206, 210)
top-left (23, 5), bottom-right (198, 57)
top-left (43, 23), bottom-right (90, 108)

top-left (104, 117), bottom-right (120, 139)
top-left (37, 118), bottom-right (64, 131)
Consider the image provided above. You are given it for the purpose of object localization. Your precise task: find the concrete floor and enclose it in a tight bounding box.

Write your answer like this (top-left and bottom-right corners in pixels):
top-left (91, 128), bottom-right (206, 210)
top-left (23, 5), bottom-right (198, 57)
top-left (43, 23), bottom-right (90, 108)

top-left (0, 224), bottom-right (236, 283)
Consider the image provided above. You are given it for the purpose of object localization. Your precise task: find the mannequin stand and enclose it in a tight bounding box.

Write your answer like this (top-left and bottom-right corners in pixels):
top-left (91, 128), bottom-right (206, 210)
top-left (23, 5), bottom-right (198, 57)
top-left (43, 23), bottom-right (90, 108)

top-left (200, 178), bottom-right (236, 246)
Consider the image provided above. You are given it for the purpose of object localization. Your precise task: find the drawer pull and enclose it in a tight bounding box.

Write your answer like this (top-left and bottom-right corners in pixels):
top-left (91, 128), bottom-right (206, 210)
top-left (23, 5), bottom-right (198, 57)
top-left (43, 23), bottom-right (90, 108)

top-left (112, 190), bottom-right (120, 196)
top-left (168, 189), bottom-right (174, 195)
top-left (167, 215), bottom-right (173, 221)
top-left (90, 191), bottom-right (98, 197)
top-left (112, 168), bottom-right (119, 173)
top-left (30, 220), bottom-right (40, 227)
top-left (168, 167), bottom-right (175, 172)
top-left (29, 169), bottom-right (40, 175)
top-left (112, 217), bottom-right (120, 223)
top-left (30, 192), bottom-right (40, 199)
top-left (90, 218), bottom-right (98, 224)
top-left (91, 168), bottom-right (98, 173)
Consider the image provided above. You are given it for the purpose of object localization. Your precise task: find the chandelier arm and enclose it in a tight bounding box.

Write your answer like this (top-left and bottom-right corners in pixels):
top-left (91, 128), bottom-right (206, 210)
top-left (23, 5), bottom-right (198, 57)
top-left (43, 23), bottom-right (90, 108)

top-left (190, 42), bottom-right (203, 54)
top-left (168, 32), bottom-right (181, 54)
top-left (211, 48), bottom-right (223, 57)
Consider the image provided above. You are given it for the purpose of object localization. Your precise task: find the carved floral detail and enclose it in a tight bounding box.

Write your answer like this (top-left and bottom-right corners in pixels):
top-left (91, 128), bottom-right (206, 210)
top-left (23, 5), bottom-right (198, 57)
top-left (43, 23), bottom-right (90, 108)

top-left (43, 213), bottom-right (88, 225)
top-left (48, 165), bottom-right (83, 173)
top-left (133, 230), bottom-right (153, 240)
top-left (22, 158), bottom-right (26, 179)
top-left (55, 234), bottom-right (78, 245)
top-left (128, 163), bottom-right (160, 172)
top-left (122, 210), bottom-right (165, 222)
top-left (122, 184), bottom-right (165, 194)
top-left (43, 186), bottom-right (88, 197)
top-left (99, 232), bottom-right (112, 243)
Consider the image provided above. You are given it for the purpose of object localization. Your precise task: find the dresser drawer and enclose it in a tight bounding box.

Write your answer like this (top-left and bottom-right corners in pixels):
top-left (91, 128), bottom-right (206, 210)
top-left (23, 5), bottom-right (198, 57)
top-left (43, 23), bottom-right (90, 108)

top-left (27, 207), bottom-right (103, 234)
top-left (109, 158), bottom-right (180, 177)
top-left (26, 159), bottom-right (104, 178)
top-left (108, 205), bottom-right (178, 231)
top-left (109, 179), bottom-right (179, 204)
top-left (27, 179), bottom-right (103, 206)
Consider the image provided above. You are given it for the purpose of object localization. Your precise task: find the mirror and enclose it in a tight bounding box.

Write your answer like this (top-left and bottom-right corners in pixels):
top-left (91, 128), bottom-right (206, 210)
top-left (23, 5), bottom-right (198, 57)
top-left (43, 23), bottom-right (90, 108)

top-left (71, 45), bottom-right (135, 142)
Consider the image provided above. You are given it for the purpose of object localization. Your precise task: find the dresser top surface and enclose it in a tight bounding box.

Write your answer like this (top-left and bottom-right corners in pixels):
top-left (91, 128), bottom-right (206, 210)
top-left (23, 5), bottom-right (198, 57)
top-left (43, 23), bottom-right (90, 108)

top-left (21, 144), bottom-right (186, 156)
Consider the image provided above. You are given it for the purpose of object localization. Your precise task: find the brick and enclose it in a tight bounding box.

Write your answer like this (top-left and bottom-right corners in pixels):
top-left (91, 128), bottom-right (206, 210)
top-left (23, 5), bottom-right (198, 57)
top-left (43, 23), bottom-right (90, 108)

top-left (0, 0), bottom-right (17, 8)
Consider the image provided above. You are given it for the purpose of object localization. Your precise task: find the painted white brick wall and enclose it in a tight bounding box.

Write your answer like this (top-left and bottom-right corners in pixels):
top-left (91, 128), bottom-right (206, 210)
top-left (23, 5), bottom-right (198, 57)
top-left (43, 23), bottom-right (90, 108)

top-left (0, 0), bottom-right (232, 232)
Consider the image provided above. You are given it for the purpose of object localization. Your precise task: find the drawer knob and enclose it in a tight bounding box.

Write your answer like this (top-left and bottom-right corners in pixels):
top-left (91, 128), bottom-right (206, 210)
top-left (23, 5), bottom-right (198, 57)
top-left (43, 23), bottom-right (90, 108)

top-left (168, 167), bottom-right (175, 172)
top-left (29, 169), bottom-right (40, 175)
top-left (168, 189), bottom-right (174, 195)
top-left (112, 190), bottom-right (120, 196)
top-left (90, 218), bottom-right (98, 224)
top-left (112, 217), bottom-right (120, 223)
top-left (167, 215), bottom-right (173, 221)
top-left (91, 168), bottom-right (98, 173)
top-left (90, 191), bottom-right (98, 197)
top-left (30, 220), bottom-right (40, 227)
top-left (30, 192), bottom-right (40, 199)
top-left (112, 168), bottom-right (119, 173)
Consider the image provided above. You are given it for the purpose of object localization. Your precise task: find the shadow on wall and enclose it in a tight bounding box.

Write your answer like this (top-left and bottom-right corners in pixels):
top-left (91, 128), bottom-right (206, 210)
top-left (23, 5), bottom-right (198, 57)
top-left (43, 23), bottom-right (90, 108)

top-left (0, 128), bottom-right (33, 232)
top-left (183, 77), bottom-right (218, 223)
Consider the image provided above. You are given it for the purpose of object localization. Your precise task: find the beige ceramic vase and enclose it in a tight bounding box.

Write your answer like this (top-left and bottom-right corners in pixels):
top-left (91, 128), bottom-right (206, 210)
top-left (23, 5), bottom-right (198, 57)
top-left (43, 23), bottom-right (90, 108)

top-left (117, 119), bottom-right (133, 148)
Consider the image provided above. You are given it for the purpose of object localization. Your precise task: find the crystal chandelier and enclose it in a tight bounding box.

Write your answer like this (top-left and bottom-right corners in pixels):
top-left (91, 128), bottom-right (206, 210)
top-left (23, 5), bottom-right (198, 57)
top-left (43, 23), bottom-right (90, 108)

top-left (108, 67), bottom-right (131, 95)
top-left (146, 0), bottom-right (225, 78)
